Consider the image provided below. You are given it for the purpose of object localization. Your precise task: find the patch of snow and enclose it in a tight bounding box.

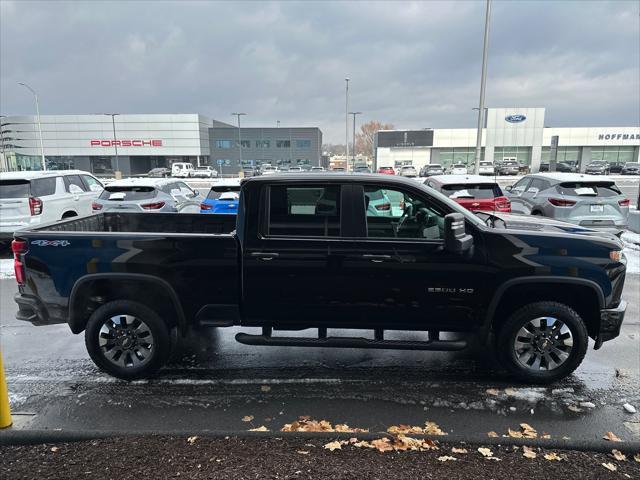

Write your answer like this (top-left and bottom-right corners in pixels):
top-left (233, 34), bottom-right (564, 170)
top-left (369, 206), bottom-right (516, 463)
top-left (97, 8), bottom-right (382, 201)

top-left (504, 387), bottom-right (547, 403)
top-left (8, 392), bottom-right (28, 408)
top-left (0, 258), bottom-right (14, 278)
top-left (623, 403), bottom-right (637, 414)
top-left (621, 232), bottom-right (640, 275)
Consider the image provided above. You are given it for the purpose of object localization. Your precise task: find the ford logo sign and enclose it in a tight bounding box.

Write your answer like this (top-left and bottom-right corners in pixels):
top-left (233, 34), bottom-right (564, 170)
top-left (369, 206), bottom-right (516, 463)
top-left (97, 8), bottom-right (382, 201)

top-left (505, 114), bottom-right (526, 123)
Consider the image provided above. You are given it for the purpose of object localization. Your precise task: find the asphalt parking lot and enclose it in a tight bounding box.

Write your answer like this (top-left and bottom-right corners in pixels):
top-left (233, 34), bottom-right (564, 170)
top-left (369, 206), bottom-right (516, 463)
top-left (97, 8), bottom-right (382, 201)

top-left (1, 271), bottom-right (638, 442)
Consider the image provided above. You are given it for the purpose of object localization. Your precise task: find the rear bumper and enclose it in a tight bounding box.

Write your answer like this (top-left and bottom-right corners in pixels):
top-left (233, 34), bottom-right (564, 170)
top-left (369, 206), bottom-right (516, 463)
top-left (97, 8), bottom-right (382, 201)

top-left (595, 300), bottom-right (627, 348)
top-left (14, 292), bottom-right (66, 326)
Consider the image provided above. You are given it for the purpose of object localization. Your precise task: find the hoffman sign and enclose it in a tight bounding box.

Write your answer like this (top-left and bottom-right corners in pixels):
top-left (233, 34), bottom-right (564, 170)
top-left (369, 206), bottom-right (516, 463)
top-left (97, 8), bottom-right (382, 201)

top-left (90, 139), bottom-right (163, 147)
top-left (598, 133), bottom-right (640, 140)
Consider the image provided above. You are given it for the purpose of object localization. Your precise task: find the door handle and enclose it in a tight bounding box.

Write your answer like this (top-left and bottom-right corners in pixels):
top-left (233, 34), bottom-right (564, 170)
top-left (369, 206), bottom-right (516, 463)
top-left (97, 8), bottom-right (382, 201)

top-left (362, 254), bottom-right (391, 263)
top-left (251, 252), bottom-right (279, 261)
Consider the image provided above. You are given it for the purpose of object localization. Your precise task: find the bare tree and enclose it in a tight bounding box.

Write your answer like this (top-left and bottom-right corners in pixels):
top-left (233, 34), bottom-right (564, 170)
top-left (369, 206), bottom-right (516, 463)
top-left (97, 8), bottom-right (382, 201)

top-left (355, 121), bottom-right (395, 159)
top-left (322, 144), bottom-right (347, 156)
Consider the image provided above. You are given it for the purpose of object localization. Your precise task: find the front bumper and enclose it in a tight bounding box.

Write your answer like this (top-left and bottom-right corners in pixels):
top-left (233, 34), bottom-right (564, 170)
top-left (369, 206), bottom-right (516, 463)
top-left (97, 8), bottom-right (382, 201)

top-left (594, 300), bottom-right (627, 348)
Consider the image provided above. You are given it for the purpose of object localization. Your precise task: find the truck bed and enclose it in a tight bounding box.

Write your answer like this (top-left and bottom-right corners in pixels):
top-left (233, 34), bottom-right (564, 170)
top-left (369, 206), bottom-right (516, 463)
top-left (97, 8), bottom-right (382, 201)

top-left (28, 212), bottom-right (237, 235)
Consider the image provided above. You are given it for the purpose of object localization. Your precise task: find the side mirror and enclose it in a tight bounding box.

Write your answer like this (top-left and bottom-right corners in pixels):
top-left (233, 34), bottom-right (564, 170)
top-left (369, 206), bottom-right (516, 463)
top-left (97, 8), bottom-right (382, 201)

top-left (444, 213), bottom-right (473, 255)
top-left (505, 185), bottom-right (513, 192)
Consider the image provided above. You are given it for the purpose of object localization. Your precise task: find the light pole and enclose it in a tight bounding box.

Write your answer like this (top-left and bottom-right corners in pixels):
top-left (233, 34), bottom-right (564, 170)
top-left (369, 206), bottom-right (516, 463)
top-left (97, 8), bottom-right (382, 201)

top-left (18, 82), bottom-right (46, 171)
top-left (349, 112), bottom-right (362, 168)
top-left (102, 113), bottom-right (120, 177)
top-left (473, 0), bottom-right (492, 175)
top-left (232, 113), bottom-right (246, 173)
top-left (345, 77), bottom-right (350, 171)
top-left (277, 120), bottom-right (280, 128)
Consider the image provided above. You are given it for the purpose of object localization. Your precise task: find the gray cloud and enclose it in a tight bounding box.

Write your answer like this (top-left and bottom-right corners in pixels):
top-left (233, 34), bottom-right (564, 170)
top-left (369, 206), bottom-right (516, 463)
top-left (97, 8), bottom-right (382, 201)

top-left (1, 0), bottom-right (638, 142)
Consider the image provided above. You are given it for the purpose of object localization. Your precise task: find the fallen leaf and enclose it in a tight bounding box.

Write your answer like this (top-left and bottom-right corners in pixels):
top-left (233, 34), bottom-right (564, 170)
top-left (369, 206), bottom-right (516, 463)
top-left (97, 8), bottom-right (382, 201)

top-left (424, 421), bottom-right (448, 436)
top-left (260, 385), bottom-right (271, 392)
top-left (568, 405), bottom-right (582, 413)
top-left (323, 441), bottom-right (343, 452)
top-left (520, 423), bottom-right (538, 439)
top-left (522, 446), bottom-right (537, 459)
top-left (281, 418), bottom-right (367, 433)
top-left (451, 447), bottom-right (468, 454)
top-left (387, 421), bottom-right (446, 436)
top-left (371, 438), bottom-right (394, 453)
top-left (485, 388), bottom-right (500, 396)
top-left (478, 447), bottom-right (493, 457)
top-left (544, 452), bottom-right (562, 461)
top-left (634, 453), bottom-right (640, 463)
top-left (508, 428), bottom-right (523, 438)
top-left (611, 449), bottom-right (626, 461)
top-left (438, 456), bottom-right (457, 462)
top-left (541, 433), bottom-right (551, 439)
top-left (249, 426), bottom-right (269, 432)
top-left (487, 431), bottom-right (499, 438)
top-left (296, 450), bottom-right (310, 455)
top-left (602, 462), bottom-right (617, 472)
top-left (241, 415), bottom-right (254, 422)
top-left (187, 436), bottom-right (198, 445)
top-left (50, 447), bottom-right (59, 453)
top-left (603, 432), bottom-right (622, 442)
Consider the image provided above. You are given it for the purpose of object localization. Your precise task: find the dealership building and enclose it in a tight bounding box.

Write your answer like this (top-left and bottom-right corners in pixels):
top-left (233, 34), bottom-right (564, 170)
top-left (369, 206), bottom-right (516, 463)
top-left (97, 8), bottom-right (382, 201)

top-left (375, 107), bottom-right (640, 173)
top-left (0, 114), bottom-right (323, 175)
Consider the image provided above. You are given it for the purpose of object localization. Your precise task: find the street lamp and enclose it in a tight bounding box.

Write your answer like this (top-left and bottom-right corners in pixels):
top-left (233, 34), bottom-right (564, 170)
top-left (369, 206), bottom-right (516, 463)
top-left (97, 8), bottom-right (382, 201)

top-left (231, 113), bottom-right (246, 173)
top-left (18, 82), bottom-right (46, 171)
top-left (349, 112), bottom-right (362, 168)
top-left (101, 114), bottom-right (121, 178)
top-left (473, 0), bottom-right (492, 175)
top-left (345, 78), bottom-right (350, 171)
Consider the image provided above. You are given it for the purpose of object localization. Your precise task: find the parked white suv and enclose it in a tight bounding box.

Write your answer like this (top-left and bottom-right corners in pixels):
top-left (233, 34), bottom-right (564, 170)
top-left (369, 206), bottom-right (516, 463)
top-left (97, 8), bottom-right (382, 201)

top-left (0, 170), bottom-right (103, 243)
top-left (171, 162), bottom-right (194, 178)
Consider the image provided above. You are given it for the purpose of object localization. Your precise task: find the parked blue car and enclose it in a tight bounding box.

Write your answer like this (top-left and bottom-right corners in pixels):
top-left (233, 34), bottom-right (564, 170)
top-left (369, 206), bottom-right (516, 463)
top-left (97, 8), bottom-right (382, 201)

top-left (200, 180), bottom-right (241, 214)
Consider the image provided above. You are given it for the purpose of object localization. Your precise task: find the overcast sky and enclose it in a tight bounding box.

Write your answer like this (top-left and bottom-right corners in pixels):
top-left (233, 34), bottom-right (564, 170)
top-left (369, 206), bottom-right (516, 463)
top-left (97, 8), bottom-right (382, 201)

top-left (1, 0), bottom-right (638, 143)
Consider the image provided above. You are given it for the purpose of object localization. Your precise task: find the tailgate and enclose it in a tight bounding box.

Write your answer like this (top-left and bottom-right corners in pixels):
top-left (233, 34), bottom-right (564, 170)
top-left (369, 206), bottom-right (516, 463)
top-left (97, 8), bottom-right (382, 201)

top-left (0, 180), bottom-right (32, 227)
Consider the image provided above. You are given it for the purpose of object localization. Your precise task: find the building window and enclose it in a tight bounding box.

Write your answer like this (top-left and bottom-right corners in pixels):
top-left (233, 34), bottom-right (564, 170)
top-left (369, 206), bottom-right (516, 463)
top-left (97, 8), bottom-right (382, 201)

top-left (541, 147), bottom-right (580, 164)
top-left (438, 147), bottom-right (481, 169)
top-left (276, 140), bottom-right (291, 148)
top-left (591, 146), bottom-right (635, 164)
top-left (295, 139), bottom-right (311, 149)
top-left (216, 140), bottom-right (233, 149)
top-left (256, 140), bottom-right (271, 148)
top-left (236, 140), bottom-right (250, 148)
top-left (494, 146), bottom-right (531, 165)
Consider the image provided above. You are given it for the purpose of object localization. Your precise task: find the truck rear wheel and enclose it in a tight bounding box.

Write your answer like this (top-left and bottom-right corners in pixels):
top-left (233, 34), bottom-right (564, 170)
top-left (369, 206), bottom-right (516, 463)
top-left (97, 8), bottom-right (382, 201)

top-left (496, 301), bottom-right (588, 384)
top-left (85, 300), bottom-right (171, 380)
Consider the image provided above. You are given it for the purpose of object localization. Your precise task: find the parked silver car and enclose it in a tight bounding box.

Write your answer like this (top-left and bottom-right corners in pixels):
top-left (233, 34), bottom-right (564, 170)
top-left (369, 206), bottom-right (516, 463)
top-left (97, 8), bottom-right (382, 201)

top-left (505, 173), bottom-right (629, 233)
top-left (92, 178), bottom-right (204, 213)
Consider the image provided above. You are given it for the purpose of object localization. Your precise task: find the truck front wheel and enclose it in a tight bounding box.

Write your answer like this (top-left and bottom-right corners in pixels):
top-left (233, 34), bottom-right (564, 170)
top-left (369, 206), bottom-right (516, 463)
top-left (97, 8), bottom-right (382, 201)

top-left (85, 300), bottom-right (172, 380)
top-left (496, 301), bottom-right (589, 384)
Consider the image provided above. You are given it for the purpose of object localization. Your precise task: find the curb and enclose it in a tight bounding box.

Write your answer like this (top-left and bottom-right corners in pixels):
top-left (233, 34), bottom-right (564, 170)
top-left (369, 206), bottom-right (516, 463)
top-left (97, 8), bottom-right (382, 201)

top-left (2, 429), bottom-right (639, 454)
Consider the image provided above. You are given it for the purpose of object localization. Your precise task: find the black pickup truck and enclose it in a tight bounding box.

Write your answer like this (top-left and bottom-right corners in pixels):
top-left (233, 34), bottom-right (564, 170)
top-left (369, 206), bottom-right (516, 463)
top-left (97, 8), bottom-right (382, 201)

top-left (11, 174), bottom-right (627, 383)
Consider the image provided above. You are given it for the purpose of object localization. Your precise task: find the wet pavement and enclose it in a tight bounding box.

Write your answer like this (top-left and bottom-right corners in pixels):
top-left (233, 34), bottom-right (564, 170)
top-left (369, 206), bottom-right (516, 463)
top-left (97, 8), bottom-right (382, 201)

top-left (1, 276), bottom-right (639, 441)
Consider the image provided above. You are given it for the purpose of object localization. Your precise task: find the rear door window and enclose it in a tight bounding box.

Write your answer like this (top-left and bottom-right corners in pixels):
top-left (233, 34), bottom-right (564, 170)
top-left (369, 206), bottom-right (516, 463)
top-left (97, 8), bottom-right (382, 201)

top-left (31, 177), bottom-right (57, 197)
top-left (100, 186), bottom-right (158, 201)
top-left (0, 180), bottom-right (31, 198)
top-left (81, 175), bottom-right (103, 192)
top-left (267, 185), bottom-right (340, 237)
top-left (441, 183), bottom-right (502, 199)
top-left (556, 182), bottom-right (621, 197)
top-left (64, 175), bottom-right (88, 193)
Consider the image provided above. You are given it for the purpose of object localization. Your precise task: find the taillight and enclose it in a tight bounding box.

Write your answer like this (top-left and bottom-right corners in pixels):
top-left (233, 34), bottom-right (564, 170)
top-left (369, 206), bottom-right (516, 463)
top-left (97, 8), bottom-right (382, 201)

top-left (91, 202), bottom-right (103, 211)
top-left (11, 239), bottom-right (28, 285)
top-left (375, 203), bottom-right (391, 211)
top-left (619, 199), bottom-right (630, 207)
top-left (494, 197), bottom-right (511, 211)
top-left (548, 198), bottom-right (576, 207)
top-left (200, 202), bottom-right (212, 211)
top-left (140, 201), bottom-right (166, 210)
top-left (29, 197), bottom-right (42, 216)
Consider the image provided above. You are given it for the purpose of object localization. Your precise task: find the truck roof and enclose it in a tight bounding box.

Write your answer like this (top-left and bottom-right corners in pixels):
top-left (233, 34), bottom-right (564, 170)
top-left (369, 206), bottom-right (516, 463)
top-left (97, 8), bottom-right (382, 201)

top-left (530, 172), bottom-right (613, 183)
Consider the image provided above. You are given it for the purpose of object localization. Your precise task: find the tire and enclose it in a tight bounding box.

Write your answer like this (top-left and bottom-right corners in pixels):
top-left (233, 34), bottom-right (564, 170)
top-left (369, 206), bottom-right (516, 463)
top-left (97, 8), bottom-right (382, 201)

top-left (85, 300), bottom-right (172, 380)
top-left (496, 301), bottom-right (588, 384)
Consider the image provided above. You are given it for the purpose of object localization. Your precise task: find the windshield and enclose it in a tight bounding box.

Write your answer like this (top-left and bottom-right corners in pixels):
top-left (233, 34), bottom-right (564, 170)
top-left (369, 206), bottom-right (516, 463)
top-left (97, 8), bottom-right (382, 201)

top-left (441, 184), bottom-right (503, 199)
top-left (452, 164), bottom-right (466, 168)
top-left (0, 180), bottom-right (30, 198)
top-left (427, 165), bottom-right (442, 170)
top-left (100, 186), bottom-right (157, 201)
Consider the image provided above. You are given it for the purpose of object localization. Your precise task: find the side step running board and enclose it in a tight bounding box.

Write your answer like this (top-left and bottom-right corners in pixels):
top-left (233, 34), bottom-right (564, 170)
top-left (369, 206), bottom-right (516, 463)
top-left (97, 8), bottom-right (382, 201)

top-left (235, 331), bottom-right (467, 351)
